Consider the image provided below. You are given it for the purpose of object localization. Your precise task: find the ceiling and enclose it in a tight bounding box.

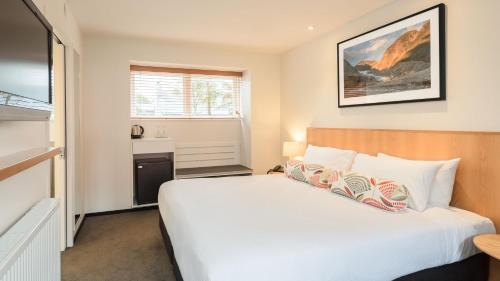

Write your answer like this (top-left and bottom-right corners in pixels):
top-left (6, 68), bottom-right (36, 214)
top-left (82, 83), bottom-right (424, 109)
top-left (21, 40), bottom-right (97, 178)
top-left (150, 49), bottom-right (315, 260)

top-left (67, 0), bottom-right (394, 53)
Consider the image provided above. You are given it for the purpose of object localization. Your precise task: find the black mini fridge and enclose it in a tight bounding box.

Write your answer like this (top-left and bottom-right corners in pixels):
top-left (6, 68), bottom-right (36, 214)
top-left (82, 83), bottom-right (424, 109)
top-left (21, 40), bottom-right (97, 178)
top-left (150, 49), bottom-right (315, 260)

top-left (134, 157), bottom-right (173, 205)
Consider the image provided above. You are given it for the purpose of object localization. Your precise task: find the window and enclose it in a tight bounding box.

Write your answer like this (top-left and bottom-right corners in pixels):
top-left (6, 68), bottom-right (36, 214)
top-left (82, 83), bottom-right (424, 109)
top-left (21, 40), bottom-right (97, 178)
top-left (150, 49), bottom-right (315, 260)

top-left (130, 65), bottom-right (242, 119)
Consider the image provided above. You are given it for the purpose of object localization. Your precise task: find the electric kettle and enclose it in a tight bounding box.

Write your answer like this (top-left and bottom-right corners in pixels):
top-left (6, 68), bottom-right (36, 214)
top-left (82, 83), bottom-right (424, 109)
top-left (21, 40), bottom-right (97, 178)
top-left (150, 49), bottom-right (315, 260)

top-left (131, 125), bottom-right (144, 139)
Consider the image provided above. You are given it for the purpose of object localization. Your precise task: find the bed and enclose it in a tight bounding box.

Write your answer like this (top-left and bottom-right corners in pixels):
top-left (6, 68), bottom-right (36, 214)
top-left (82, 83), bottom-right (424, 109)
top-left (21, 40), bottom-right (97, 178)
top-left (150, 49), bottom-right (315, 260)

top-left (159, 128), bottom-right (500, 281)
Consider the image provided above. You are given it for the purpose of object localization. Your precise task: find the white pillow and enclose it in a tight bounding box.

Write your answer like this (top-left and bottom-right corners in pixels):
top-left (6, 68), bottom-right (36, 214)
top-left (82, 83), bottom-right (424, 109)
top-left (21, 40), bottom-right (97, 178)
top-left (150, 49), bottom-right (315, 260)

top-left (351, 153), bottom-right (442, 212)
top-left (303, 145), bottom-right (357, 171)
top-left (378, 153), bottom-right (460, 208)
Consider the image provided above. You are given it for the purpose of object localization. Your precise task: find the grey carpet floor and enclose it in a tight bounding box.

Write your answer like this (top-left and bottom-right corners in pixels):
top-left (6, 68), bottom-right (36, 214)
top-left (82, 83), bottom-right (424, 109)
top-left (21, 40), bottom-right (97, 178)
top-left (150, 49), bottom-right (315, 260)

top-left (62, 209), bottom-right (175, 281)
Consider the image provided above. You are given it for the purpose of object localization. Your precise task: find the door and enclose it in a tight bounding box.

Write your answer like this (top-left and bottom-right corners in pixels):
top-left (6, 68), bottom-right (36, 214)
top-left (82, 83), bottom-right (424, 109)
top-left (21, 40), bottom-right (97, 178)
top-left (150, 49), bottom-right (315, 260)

top-left (50, 36), bottom-right (67, 250)
top-left (67, 49), bottom-right (85, 246)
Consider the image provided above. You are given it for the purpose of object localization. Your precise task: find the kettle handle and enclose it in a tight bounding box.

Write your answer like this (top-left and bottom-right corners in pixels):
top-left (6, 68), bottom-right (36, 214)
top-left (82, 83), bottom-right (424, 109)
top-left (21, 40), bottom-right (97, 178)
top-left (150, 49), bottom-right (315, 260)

top-left (139, 126), bottom-right (144, 135)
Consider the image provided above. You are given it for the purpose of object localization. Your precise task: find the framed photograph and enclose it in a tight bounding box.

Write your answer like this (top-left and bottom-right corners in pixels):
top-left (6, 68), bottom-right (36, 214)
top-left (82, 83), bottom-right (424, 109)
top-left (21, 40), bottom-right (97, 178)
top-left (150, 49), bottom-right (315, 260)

top-left (337, 4), bottom-right (445, 107)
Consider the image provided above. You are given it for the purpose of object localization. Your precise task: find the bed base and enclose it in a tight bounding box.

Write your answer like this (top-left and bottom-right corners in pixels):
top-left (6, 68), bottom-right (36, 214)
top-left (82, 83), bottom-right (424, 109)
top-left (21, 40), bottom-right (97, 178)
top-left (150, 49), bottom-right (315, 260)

top-left (159, 214), bottom-right (489, 281)
top-left (160, 215), bottom-right (183, 281)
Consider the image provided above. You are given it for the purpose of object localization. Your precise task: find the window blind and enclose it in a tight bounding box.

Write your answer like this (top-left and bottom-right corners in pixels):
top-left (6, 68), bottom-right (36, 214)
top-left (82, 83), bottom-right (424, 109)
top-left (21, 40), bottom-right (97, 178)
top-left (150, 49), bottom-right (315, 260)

top-left (130, 65), bottom-right (242, 119)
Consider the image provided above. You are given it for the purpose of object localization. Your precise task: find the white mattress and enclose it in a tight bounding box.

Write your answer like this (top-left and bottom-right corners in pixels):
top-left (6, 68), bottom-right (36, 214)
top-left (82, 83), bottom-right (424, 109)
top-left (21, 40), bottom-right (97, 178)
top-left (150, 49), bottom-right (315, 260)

top-left (158, 175), bottom-right (495, 281)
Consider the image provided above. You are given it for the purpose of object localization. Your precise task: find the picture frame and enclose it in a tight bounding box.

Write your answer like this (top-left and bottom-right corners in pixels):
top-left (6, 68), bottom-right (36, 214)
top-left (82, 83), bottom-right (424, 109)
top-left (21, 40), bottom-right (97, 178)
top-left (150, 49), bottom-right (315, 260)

top-left (337, 4), bottom-right (445, 108)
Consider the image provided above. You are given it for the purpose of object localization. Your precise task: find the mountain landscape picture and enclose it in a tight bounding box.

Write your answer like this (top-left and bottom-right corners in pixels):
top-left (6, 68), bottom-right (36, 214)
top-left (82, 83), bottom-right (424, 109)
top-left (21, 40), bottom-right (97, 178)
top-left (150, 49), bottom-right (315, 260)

top-left (343, 20), bottom-right (431, 98)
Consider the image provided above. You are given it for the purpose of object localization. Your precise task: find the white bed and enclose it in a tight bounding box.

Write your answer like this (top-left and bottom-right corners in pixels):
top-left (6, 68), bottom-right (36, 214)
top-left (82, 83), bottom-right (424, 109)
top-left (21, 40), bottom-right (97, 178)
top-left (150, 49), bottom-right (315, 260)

top-left (158, 175), bottom-right (495, 281)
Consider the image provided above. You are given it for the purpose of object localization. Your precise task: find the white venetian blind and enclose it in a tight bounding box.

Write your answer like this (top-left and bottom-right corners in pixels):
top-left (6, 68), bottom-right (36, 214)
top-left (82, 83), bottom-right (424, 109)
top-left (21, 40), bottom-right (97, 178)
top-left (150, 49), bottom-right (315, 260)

top-left (130, 65), bottom-right (242, 119)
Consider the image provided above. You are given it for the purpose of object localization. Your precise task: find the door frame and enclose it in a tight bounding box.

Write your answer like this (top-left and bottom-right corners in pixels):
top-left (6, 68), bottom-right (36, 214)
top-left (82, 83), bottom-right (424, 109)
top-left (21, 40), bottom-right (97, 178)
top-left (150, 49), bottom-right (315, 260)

top-left (51, 32), bottom-right (68, 250)
top-left (66, 48), bottom-right (85, 246)
top-left (52, 29), bottom-right (85, 249)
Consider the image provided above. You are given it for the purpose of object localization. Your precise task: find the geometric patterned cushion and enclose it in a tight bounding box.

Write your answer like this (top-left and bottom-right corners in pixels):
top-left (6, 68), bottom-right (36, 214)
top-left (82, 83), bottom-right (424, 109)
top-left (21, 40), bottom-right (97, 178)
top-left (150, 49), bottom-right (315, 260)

top-left (285, 160), bottom-right (410, 211)
top-left (285, 160), bottom-right (341, 189)
top-left (307, 168), bottom-right (342, 189)
top-left (284, 160), bottom-right (308, 183)
top-left (330, 171), bottom-right (409, 212)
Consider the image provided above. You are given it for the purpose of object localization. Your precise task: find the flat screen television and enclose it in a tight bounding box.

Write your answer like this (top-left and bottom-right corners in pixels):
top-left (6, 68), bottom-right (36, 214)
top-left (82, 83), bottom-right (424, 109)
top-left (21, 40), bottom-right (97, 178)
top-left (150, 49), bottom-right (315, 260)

top-left (0, 0), bottom-right (53, 120)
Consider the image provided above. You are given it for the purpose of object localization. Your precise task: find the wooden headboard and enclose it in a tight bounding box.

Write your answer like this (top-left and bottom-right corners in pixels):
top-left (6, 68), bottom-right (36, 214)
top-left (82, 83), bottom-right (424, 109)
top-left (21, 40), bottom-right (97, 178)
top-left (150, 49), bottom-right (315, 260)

top-left (307, 127), bottom-right (500, 231)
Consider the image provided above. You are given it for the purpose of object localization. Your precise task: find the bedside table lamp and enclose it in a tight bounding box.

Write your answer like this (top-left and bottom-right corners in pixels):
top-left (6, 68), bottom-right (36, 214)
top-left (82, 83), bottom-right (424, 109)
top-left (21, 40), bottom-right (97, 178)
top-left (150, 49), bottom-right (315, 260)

top-left (283, 141), bottom-right (305, 160)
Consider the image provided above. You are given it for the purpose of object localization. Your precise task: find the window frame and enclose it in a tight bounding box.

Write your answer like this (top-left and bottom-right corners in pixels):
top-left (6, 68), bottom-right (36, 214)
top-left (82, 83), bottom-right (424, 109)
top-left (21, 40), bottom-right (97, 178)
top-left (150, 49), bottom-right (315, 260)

top-left (130, 65), bottom-right (243, 120)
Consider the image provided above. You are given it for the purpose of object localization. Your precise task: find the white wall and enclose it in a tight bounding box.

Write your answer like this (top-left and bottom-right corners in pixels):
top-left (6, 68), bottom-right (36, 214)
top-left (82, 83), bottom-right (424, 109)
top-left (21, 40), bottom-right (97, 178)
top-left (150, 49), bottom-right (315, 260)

top-left (82, 34), bottom-right (281, 213)
top-left (0, 0), bottom-right (82, 235)
top-left (0, 122), bottom-right (50, 235)
top-left (281, 0), bottom-right (500, 144)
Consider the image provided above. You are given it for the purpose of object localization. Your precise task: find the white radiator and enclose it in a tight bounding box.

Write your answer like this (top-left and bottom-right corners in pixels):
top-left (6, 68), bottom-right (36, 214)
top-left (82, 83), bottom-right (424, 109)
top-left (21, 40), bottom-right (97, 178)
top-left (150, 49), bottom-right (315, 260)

top-left (176, 141), bottom-right (240, 169)
top-left (0, 199), bottom-right (60, 281)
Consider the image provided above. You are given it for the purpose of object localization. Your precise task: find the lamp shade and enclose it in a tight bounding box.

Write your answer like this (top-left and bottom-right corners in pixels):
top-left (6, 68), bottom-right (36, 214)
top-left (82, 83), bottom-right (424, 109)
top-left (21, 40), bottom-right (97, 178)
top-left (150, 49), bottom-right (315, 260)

top-left (282, 141), bottom-right (305, 158)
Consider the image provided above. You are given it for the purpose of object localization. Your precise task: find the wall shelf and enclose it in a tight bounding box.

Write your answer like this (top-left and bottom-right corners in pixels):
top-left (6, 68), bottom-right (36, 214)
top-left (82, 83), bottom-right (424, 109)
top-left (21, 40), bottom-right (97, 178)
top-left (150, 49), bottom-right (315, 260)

top-left (0, 147), bottom-right (62, 181)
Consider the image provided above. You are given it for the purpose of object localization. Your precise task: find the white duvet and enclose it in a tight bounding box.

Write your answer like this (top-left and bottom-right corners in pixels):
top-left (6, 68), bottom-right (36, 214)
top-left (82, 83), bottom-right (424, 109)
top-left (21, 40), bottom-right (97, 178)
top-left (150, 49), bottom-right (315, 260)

top-left (158, 175), bottom-right (495, 281)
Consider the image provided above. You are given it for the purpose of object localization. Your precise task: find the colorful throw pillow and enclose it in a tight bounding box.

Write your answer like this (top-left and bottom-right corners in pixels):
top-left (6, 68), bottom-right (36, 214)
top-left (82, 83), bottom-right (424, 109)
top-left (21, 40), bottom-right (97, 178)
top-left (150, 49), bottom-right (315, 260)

top-left (285, 160), bottom-right (409, 211)
top-left (330, 171), bottom-right (409, 212)
top-left (284, 160), bottom-right (340, 188)
top-left (285, 160), bottom-right (308, 182)
top-left (307, 168), bottom-right (341, 189)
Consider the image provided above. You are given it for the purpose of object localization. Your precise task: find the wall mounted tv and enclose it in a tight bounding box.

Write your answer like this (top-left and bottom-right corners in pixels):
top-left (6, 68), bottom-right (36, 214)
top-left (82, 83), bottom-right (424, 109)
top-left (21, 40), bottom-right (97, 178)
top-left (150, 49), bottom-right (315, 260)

top-left (0, 0), bottom-right (53, 121)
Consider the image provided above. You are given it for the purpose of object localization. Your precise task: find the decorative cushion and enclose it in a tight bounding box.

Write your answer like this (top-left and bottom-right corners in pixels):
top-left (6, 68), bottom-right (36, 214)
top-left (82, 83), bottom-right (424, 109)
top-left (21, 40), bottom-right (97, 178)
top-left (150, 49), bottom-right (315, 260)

top-left (284, 160), bottom-right (340, 189)
top-left (285, 160), bottom-right (409, 211)
top-left (284, 160), bottom-right (308, 182)
top-left (330, 171), bottom-right (410, 212)
top-left (308, 168), bottom-right (341, 189)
